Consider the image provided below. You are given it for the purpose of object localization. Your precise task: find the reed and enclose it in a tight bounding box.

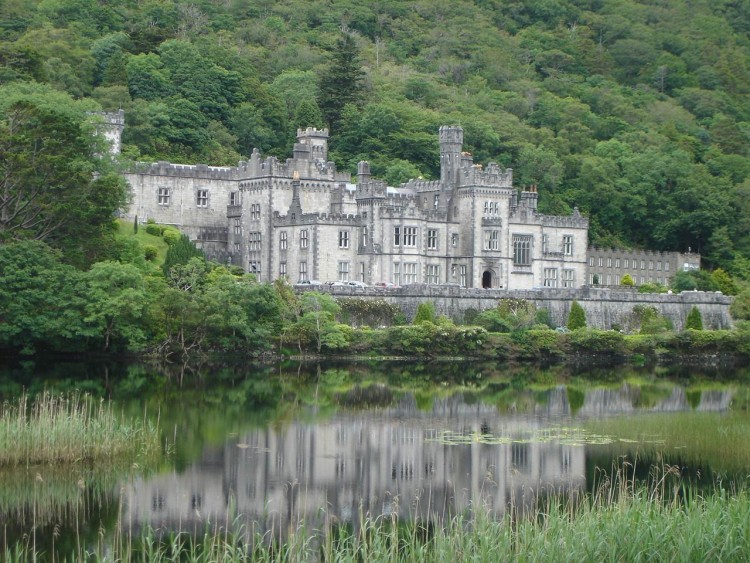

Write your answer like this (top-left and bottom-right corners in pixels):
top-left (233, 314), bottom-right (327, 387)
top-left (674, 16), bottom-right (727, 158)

top-left (0, 392), bottom-right (161, 466)
top-left (5, 473), bottom-right (750, 562)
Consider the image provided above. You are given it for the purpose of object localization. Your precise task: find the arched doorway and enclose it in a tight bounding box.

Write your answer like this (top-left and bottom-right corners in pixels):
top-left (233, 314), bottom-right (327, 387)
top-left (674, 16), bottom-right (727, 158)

top-left (482, 271), bottom-right (492, 288)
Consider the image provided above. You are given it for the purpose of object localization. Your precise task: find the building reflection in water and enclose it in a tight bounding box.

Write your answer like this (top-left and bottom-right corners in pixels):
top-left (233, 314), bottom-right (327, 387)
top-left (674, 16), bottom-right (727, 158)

top-left (120, 389), bottom-right (587, 540)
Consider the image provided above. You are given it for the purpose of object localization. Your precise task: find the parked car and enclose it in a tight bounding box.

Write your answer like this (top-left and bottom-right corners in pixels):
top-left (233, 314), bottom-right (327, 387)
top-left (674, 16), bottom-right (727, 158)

top-left (347, 280), bottom-right (369, 288)
top-left (325, 281), bottom-right (348, 287)
top-left (374, 281), bottom-right (399, 289)
top-left (296, 279), bottom-right (322, 286)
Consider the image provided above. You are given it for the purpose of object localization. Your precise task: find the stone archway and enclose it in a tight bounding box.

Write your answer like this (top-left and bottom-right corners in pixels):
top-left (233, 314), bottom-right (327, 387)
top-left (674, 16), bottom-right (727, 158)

top-left (482, 270), bottom-right (492, 288)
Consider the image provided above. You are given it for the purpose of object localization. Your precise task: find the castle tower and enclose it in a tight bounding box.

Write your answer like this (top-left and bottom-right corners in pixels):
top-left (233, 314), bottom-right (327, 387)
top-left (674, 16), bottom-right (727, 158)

top-left (296, 127), bottom-right (329, 162)
top-left (439, 125), bottom-right (463, 187)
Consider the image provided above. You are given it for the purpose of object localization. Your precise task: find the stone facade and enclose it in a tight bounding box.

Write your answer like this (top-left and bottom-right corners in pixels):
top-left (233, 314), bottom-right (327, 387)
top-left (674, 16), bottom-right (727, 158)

top-left (121, 125), bottom-right (589, 289)
top-left (586, 246), bottom-right (701, 287)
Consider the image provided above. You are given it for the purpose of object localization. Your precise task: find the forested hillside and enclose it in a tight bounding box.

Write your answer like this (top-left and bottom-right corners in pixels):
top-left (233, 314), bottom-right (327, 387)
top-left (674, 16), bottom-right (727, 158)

top-left (1, 0), bottom-right (749, 275)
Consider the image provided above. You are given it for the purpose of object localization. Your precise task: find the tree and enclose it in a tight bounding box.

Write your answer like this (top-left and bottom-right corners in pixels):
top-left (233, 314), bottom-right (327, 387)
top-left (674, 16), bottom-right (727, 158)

top-left (567, 301), bottom-right (586, 330)
top-left (685, 306), bottom-right (703, 330)
top-left (162, 234), bottom-right (204, 278)
top-left (317, 33), bottom-right (366, 131)
top-left (413, 302), bottom-right (436, 324)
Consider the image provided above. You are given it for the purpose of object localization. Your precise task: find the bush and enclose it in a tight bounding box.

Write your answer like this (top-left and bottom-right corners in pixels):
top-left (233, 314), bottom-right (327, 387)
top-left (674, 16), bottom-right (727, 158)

top-left (621, 274), bottom-right (635, 286)
top-left (143, 245), bottom-right (158, 261)
top-left (685, 306), bottom-right (703, 330)
top-left (567, 301), bottom-right (586, 330)
top-left (413, 301), bottom-right (436, 324)
top-left (145, 223), bottom-right (162, 236)
top-left (638, 282), bottom-right (668, 293)
top-left (162, 228), bottom-right (181, 246)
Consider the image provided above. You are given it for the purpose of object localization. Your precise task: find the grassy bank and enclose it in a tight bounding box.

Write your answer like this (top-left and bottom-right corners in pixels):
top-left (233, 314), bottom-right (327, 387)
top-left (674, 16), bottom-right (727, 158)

top-left (0, 392), bottom-right (161, 466)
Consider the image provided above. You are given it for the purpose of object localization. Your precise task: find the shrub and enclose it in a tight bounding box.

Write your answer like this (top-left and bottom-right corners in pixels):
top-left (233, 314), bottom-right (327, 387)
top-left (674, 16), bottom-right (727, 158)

top-left (685, 306), bottom-right (703, 330)
top-left (162, 228), bottom-right (181, 246)
top-left (413, 301), bottom-right (436, 324)
top-left (567, 301), bottom-right (586, 330)
top-left (143, 245), bottom-right (158, 261)
top-left (145, 223), bottom-right (162, 236)
top-left (638, 282), bottom-right (668, 293)
top-left (621, 274), bottom-right (635, 286)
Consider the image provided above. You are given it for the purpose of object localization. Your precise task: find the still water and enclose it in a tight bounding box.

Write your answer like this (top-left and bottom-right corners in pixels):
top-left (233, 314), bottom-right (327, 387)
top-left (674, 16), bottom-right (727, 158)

top-left (2, 359), bottom-right (750, 551)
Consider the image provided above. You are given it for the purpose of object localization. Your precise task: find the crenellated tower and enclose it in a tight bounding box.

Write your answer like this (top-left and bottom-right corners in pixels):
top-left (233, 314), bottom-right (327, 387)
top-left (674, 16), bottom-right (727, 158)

top-left (439, 125), bottom-right (463, 188)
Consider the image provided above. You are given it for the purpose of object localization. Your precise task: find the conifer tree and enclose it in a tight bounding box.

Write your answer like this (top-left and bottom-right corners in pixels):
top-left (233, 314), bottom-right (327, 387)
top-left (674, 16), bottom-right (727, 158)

top-left (686, 306), bottom-right (703, 330)
top-left (317, 33), bottom-right (365, 132)
top-left (162, 234), bottom-right (204, 277)
top-left (567, 301), bottom-right (587, 330)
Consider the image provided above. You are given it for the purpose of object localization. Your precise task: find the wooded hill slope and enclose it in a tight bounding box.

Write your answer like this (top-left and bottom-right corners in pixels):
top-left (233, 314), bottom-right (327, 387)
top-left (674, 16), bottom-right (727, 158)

top-left (1, 0), bottom-right (749, 276)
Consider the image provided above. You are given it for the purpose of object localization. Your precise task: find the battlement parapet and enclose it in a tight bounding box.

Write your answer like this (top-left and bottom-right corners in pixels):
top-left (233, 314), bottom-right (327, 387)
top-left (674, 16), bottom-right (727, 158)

top-left (134, 161), bottom-right (237, 180)
top-left (461, 163), bottom-right (513, 187)
top-left (297, 127), bottom-right (329, 138)
top-left (540, 212), bottom-right (589, 229)
top-left (402, 179), bottom-right (442, 191)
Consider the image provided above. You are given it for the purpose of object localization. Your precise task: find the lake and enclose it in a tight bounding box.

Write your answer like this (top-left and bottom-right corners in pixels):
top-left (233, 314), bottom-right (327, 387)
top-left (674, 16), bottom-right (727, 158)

top-left (1, 358), bottom-right (749, 555)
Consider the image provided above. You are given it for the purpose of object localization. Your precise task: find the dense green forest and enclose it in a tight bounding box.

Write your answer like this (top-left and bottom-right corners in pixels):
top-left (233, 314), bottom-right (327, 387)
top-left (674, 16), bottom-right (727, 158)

top-left (2, 0), bottom-right (749, 271)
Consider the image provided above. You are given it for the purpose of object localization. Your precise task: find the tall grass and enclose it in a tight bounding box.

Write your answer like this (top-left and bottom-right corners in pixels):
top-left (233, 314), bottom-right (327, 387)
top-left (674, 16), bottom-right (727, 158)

top-left (0, 392), bottom-right (161, 466)
top-left (5, 468), bottom-right (750, 562)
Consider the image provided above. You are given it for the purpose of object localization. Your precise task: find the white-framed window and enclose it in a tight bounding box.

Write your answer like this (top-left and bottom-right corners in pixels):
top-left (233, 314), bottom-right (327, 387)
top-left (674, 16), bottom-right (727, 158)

top-left (460, 265), bottom-right (467, 287)
top-left (248, 232), bottom-right (261, 251)
top-left (624, 259), bottom-right (629, 269)
top-left (512, 235), bottom-right (532, 266)
top-left (543, 268), bottom-right (558, 288)
top-left (606, 274), bottom-right (611, 285)
top-left (641, 260), bottom-right (646, 270)
top-left (451, 233), bottom-right (458, 247)
top-left (338, 261), bottom-right (350, 281)
top-left (562, 269), bottom-right (575, 288)
top-left (542, 234), bottom-right (550, 254)
top-left (485, 230), bottom-right (499, 251)
top-left (279, 262), bottom-right (287, 277)
top-left (249, 261), bottom-right (261, 273)
top-left (426, 264), bottom-right (440, 284)
top-left (250, 204), bottom-right (261, 220)
top-left (589, 273), bottom-right (595, 285)
top-left (588, 257), bottom-right (594, 267)
top-left (158, 187), bottom-right (170, 205)
top-left (299, 261), bottom-right (308, 281)
top-left (393, 263), bottom-right (401, 286)
top-left (665, 262), bottom-right (670, 271)
top-left (434, 194), bottom-right (440, 209)
top-left (404, 262), bottom-right (417, 284)
top-left (394, 226), bottom-right (401, 246)
top-left (484, 201), bottom-right (499, 215)
top-left (598, 257), bottom-right (604, 267)
top-left (404, 227), bottom-right (417, 247)
top-left (229, 191), bottom-right (239, 206)
top-left (614, 275), bottom-right (620, 285)
top-left (361, 226), bottom-right (368, 247)
top-left (234, 242), bottom-right (240, 252)
top-left (615, 259), bottom-right (620, 268)
top-left (234, 218), bottom-right (241, 235)
top-left (300, 229), bottom-right (308, 249)
top-left (196, 189), bottom-right (208, 207)
top-left (607, 258), bottom-right (612, 267)
top-left (641, 276), bottom-right (645, 284)
top-left (359, 262), bottom-right (365, 282)
top-left (280, 231), bottom-right (288, 250)
top-left (427, 229), bottom-right (438, 250)
top-left (649, 261), bottom-right (654, 270)
top-left (657, 261), bottom-right (662, 271)
top-left (339, 230), bottom-right (349, 249)
top-left (562, 235), bottom-right (573, 256)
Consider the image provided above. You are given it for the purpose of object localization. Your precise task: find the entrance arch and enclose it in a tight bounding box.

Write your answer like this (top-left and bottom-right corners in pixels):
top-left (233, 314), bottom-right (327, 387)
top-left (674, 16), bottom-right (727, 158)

top-left (482, 270), bottom-right (492, 288)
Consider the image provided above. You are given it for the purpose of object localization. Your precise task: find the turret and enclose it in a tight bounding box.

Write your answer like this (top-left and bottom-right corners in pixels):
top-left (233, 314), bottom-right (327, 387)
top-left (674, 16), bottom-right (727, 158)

top-left (296, 127), bottom-right (329, 162)
top-left (439, 125), bottom-right (463, 187)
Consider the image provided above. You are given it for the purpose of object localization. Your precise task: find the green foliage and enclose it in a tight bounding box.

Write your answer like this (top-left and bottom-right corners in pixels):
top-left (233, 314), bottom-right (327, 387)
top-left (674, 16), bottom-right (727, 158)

top-left (161, 228), bottom-right (181, 246)
top-left (710, 269), bottom-right (738, 295)
top-left (638, 282), bottom-right (669, 294)
top-left (317, 33), bottom-right (365, 131)
top-left (143, 245), bottom-right (158, 261)
top-left (685, 306), bottom-right (704, 331)
top-left (413, 302), bottom-right (436, 325)
top-left (337, 298), bottom-right (401, 328)
top-left (162, 234), bottom-right (204, 277)
top-left (621, 274), bottom-right (635, 287)
top-left (671, 270), bottom-right (717, 292)
top-left (567, 301), bottom-right (587, 331)
top-left (145, 224), bottom-right (162, 236)
top-left (730, 289), bottom-right (750, 320)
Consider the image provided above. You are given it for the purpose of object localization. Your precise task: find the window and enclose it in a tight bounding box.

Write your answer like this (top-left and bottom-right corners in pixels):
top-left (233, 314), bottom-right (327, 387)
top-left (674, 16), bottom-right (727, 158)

top-left (360, 262), bottom-right (365, 282)
top-left (250, 204), bottom-right (261, 220)
top-left (404, 227), bottom-right (417, 247)
top-left (484, 201), bottom-right (498, 215)
top-left (300, 229), bottom-right (308, 248)
top-left (280, 231), bottom-right (288, 250)
top-left (598, 257), bottom-right (603, 267)
top-left (394, 226), bottom-right (401, 246)
top-left (460, 265), bottom-right (467, 287)
top-left (607, 258), bottom-right (612, 268)
top-left (393, 263), bottom-right (401, 286)
top-left (615, 259), bottom-right (620, 268)
top-left (196, 189), bottom-right (208, 207)
top-left (606, 274), bottom-right (611, 285)
top-left (512, 235), bottom-right (532, 266)
top-left (339, 230), bottom-right (349, 248)
top-left (299, 261), bottom-right (308, 281)
top-left (404, 263), bottom-right (417, 284)
top-left (641, 260), bottom-right (646, 270)
top-left (649, 261), bottom-right (654, 270)
top-left (588, 257), bottom-right (594, 267)
top-left (562, 269), bottom-right (575, 288)
top-left (234, 242), bottom-right (240, 252)
top-left (427, 229), bottom-right (438, 250)
top-left (230, 191), bottom-right (239, 206)
top-left (279, 262), bottom-right (287, 277)
top-left (338, 261), bottom-right (350, 281)
top-left (249, 261), bottom-right (261, 273)
top-left (233, 218), bottom-right (241, 235)
top-left (624, 259), bottom-right (629, 269)
top-left (614, 275), bottom-right (620, 285)
top-left (451, 233), bottom-right (458, 247)
top-left (665, 262), bottom-right (670, 271)
top-left (434, 194), bottom-right (439, 209)
top-left (589, 273), bottom-right (595, 285)
top-left (426, 264), bottom-right (440, 284)
top-left (248, 232), bottom-right (261, 251)
top-left (657, 261), bottom-right (662, 271)
top-left (158, 187), bottom-right (170, 205)
top-left (485, 230), bottom-right (499, 251)
top-left (562, 235), bottom-right (573, 256)
top-left (542, 234), bottom-right (549, 254)
top-left (361, 226), bottom-right (368, 247)
top-left (543, 268), bottom-right (558, 288)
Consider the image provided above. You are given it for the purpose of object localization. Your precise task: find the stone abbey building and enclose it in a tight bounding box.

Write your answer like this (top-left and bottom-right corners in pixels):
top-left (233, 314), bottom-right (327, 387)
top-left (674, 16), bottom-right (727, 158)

top-left (122, 125), bottom-right (589, 290)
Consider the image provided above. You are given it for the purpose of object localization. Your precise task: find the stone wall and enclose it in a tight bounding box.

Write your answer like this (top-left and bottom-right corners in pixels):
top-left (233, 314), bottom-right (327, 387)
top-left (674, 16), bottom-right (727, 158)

top-left (306, 285), bottom-right (733, 331)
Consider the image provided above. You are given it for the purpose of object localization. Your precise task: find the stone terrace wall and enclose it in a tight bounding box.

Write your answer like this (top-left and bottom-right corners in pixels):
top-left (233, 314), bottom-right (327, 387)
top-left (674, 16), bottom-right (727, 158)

top-left (306, 286), bottom-right (733, 331)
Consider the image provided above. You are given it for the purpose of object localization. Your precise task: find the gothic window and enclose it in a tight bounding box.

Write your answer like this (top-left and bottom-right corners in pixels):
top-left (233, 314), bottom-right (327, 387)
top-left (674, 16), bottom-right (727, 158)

top-left (361, 226), bottom-right (368, 247)
top-left (404, 227), bottom-right (417, 247)
top-left (434, 194), bottom-right (439, 209)
top-left (250, 261), bottom-right (261, 273)
top-left (338, 261), bottom-right (350, 281)
top-left (196, 189), bottom-right (208, 207)
top-left (300, 229), bottom-right (308, 248)
top-left (299, 261), bottom-right (307, 281)
top-left (158, 187), bottom-right (170, 205)
top-left (427, 229), bottom-right (438, 250)
top-left (279, 262), bottom-right (287, 277)
top-left (393, 263), bottom-right (401, 286)
top-left (339, 230), bottom-right (349, 248)
top-left (562, 269), bottom-right (575, 288)
top-left (459, 265), bottom-right (467, 287)
top-left (248, 232), bottom-right (261, 251)
top-left (404, 262), bottom-right (417, 284)
top-left (229, 191), bottom-right (239, 206)
top-left (426, 264), bottom-right (440, 284)
top-left (394, 226), bottom-right (401, 246)
top-left (485, 230), bottom-right (499, 251)
top-left (543, 268), bottom-right (558, 288)
top-left (512, 235), bottom-right (532, 266)
top-left (250, 204), bottom-right (261, 220)
top-left (234, 218), bottom-right (241, 235)
top-left (280, 231), bottom-right (288, 250)
top-left (562, 235), bottom-right (573, 255)
top-left (542, 234), bottom-right (549, 253)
